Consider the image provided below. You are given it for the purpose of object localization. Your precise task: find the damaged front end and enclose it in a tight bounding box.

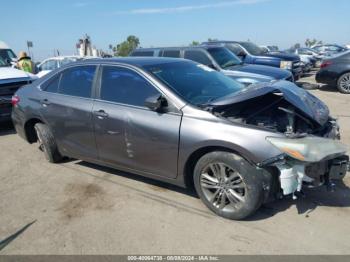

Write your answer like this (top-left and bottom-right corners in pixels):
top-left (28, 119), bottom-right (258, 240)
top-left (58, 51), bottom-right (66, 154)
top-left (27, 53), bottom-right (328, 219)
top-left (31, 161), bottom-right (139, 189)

top-left (206, 80), bottom-right (349, 199)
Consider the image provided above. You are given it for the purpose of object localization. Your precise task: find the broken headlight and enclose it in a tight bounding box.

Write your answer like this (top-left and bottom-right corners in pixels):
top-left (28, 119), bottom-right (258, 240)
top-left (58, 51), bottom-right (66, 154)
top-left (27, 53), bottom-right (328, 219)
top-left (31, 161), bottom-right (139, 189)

top-left (266, 136), bottom-right (347, 162)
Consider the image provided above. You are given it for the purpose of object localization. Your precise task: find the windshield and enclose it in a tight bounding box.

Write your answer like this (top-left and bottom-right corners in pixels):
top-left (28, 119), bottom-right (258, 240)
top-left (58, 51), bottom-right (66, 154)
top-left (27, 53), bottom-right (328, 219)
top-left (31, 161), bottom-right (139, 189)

top-left (143, 61), bottom-right (244, 106)
top-left (206, 47), bottom-right (242, 69)
top-left (0, 49), bottom-right (17, 62)
top-left (239, 42), bottom-right (265, 56)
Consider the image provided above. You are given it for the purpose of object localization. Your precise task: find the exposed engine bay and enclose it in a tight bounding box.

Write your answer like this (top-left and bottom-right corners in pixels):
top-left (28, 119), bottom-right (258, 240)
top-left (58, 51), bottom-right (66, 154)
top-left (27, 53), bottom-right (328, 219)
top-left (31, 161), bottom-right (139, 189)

top-left (217, 92), bottom-right (339, 139)
top-left (206, 82), bottom-right (348, 200)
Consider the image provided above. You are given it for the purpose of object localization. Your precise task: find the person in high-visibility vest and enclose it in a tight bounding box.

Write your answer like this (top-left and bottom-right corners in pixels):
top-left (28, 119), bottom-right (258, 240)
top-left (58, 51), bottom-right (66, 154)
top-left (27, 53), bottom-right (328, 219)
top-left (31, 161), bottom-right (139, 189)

top-left (17, 51), bottom-right (35, 73)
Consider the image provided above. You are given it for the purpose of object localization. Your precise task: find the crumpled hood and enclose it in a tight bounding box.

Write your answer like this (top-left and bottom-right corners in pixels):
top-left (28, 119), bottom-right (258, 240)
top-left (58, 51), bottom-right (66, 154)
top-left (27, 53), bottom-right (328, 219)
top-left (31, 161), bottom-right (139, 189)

top-left (0, 67), bottom-right (37, 83)
top-left (229, 64), bottom-right (291, 80)
top-left (210, 80), bottom-right (330, 126)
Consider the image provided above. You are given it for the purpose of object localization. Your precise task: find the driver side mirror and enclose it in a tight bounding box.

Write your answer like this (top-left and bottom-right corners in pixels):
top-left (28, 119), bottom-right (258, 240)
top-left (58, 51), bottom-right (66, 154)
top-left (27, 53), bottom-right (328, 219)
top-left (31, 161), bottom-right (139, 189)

top-left (145, 94), bottom-right (168, 112)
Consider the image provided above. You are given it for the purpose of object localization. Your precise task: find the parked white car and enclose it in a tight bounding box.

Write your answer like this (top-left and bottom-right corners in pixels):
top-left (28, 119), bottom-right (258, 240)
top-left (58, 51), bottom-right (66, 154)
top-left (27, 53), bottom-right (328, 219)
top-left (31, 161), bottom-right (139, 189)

top-left (0, 57), bottom-right (37, 122)
top-left (0, 41), bottom-right (17, 66)
top-left (36, 56), bottom-right (84, 77)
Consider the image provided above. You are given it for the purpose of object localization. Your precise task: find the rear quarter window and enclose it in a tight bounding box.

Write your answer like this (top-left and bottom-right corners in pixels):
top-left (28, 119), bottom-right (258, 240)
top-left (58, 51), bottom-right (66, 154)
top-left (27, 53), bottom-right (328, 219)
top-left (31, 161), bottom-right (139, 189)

top-left (42, 75), bottom-right (60, 93)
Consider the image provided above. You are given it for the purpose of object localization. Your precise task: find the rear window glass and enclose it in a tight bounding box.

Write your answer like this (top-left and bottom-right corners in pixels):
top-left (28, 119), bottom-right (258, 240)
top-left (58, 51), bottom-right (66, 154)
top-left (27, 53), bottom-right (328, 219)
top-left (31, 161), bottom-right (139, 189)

top-left (58, 66), bottom-right (96, 98)
top-left (131, 51), bottom-right (154, 57)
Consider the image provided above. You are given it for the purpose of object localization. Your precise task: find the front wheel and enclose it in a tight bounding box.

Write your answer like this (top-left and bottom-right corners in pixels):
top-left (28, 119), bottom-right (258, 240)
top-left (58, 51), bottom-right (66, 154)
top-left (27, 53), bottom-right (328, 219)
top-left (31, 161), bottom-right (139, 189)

top-left (194, 151), bottom-right (264, 220)
top-left (337, 72), bottom-right (350, 94)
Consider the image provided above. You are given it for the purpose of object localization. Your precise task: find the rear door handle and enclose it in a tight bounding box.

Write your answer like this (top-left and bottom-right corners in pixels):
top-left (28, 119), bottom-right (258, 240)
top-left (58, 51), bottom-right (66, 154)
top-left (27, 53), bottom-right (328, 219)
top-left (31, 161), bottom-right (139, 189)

top-left (40, 99), bottom-right (51, 106)
top-left (94, 110), bottom-right (109, 119)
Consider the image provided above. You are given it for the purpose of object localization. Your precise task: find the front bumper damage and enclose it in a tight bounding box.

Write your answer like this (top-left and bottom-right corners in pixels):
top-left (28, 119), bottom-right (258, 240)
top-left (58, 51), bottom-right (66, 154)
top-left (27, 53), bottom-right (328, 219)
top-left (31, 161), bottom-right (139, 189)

top-left (261, 135), bottom-right (349, 200)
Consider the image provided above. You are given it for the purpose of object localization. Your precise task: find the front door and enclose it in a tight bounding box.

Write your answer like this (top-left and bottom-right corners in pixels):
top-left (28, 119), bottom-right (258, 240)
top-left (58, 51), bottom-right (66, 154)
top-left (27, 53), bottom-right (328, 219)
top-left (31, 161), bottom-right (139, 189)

top-left (93, 65), bottom-right (182, 179)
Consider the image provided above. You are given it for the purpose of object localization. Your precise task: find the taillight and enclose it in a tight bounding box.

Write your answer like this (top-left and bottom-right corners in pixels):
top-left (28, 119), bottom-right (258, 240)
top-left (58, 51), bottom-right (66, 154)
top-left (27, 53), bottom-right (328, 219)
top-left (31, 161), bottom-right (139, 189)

top-left (11, 95), bottom-right (20, 106)
top-left (321, 61), bottom-right (332, 68)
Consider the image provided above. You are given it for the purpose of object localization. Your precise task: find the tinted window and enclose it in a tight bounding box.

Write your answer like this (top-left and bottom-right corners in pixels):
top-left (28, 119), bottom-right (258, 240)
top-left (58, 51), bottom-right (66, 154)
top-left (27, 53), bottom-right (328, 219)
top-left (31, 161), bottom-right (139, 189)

top-left (238, 42), bottom-right (264, 56)
top-left (225, 44), bottom-right (244, 55)
top-left (131, 51), bottom-right (154, 57)
top-left (162, 50), bottom-right (180, 58)
top-left (100, 66), bottom-right (159, 107)
top-left (143, 61), bottom-right (244, 106)
top-left (58, 66), bottom-right (96, 98)
top-left (43, 75), bottom-right (60, 93)
top-left (207, 47), bottom-right (242, 68)
top-left (184, 50), bottom-right (211, 65)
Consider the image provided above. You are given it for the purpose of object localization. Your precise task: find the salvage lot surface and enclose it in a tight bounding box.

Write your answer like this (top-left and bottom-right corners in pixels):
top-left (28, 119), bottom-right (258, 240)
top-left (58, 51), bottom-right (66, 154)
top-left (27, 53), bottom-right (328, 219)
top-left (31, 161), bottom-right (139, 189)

top-left (1, 73), bottom-right (350, 255)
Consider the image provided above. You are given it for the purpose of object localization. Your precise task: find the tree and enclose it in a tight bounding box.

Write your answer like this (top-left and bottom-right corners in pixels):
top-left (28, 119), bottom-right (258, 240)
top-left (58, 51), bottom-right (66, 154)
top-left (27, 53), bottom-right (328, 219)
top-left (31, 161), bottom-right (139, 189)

top-left (207, 38), bottom-right (218, 42)
top-left (290, 43), bottom-right (301, 50)
top-left (114, 35), bottom-right (140, 57)
top-left (305, 38), bottom-right (323, 47)
top-left (190, 41), bottom-right (200, 46)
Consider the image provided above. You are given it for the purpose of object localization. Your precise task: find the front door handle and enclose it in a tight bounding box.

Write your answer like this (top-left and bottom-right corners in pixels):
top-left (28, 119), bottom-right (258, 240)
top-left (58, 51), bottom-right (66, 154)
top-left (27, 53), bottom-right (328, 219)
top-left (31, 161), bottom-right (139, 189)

top-left (40, 99), bottom-right (51, 106)
top-left (94, 110), bottom-right (109, 119)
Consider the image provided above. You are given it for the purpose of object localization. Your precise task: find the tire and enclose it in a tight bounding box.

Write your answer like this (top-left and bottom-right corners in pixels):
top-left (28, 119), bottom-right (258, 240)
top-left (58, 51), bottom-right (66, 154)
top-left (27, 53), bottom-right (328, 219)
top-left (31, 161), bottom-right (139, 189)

top-left (34, 123), bottom-right (63, 163)
top-left (337, 72), bottom-right (350, 94)
top-left (193, 151), bottom-right (264, 220)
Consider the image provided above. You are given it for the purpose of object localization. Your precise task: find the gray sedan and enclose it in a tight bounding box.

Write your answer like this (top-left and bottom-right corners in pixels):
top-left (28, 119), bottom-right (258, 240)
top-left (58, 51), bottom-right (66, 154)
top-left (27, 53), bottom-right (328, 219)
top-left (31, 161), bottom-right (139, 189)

top-left (12, 58), bottom-right (348, 219)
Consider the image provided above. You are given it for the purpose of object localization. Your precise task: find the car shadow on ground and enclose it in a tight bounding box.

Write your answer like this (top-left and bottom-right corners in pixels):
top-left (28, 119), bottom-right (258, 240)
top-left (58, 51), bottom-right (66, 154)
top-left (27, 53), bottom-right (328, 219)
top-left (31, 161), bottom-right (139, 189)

top-left (317, 84), bottom-right (338, 93)
top-left (75, 160), bottom-right (350, 221)
top-left (76, 161), bottom-right (198, 198)
top-left (0, 121), bottom-right (15, 136)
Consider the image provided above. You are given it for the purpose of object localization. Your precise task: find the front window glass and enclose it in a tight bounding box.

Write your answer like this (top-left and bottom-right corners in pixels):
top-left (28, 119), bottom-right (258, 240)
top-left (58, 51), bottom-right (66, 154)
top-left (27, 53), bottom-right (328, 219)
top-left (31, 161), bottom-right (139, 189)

top-left (143, 61), bottom-right (244, 106)
top-left (58, 66), bottom-right (96, 98)
top-left (100, 66), bottom-right (159, 107)
top-left (207, 47), bottom-right (242, 69)
top-left (239, 42), bottom-right (264, 55)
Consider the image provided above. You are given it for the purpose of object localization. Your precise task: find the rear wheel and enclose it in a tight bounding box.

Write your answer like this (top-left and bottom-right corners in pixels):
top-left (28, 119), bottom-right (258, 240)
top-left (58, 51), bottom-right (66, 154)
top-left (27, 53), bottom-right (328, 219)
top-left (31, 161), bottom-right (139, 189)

top-left (337, 73), bottom-right (350, 94)
top-left (193, 151), bottom-right (264, 220)
top-left (34, 123), bottom-right (63, 163)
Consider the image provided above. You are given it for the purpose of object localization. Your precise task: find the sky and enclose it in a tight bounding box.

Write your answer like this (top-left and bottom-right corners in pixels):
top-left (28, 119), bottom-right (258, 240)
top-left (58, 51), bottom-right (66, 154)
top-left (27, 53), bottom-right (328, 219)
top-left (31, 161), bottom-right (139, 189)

top-left (2, 0), bottom-right (349, 61)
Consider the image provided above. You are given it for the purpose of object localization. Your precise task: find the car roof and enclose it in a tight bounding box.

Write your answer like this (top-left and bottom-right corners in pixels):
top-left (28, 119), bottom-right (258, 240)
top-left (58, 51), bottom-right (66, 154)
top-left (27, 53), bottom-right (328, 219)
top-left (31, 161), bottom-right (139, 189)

top-left (82, 57), bottom-right (187, 67)
top-left (202, 40), bottom-right (241, 44)
top-left (132, 45), bottom-right (223, 52)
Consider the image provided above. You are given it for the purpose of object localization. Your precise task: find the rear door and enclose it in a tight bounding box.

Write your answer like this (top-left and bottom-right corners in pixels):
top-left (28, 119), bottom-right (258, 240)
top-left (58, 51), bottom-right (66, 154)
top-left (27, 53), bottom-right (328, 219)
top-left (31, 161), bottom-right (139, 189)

top-left (93, 65), bottom-right (182, 178)
top-left (39, 65), bottom-right (98, 160)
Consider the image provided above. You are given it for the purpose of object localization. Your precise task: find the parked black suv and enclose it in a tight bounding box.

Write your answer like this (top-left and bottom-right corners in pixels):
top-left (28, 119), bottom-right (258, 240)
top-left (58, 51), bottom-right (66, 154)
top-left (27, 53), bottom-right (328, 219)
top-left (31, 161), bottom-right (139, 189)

top-left (130, 46), bottom-right (293, 86)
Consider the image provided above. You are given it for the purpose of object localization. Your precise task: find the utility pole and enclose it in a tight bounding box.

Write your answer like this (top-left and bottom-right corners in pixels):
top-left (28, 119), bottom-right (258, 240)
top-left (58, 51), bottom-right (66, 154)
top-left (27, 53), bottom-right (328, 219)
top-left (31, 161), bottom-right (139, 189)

top-left (27, 41), bottom-right (33, 60)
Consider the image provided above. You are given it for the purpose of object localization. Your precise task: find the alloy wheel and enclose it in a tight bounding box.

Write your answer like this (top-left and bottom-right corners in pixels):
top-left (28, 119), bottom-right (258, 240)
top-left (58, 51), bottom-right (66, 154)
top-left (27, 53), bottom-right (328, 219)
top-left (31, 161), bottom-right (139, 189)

top-left (200, 162), bottom-right (247, 212)
top-left (339, 73), bottom-right (350, 93)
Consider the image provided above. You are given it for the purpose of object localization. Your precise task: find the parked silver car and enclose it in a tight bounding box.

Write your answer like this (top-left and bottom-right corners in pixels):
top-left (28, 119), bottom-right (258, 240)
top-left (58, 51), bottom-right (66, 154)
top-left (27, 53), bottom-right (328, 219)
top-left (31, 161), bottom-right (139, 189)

top-left (12, 58), bottom-right (348, 220)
